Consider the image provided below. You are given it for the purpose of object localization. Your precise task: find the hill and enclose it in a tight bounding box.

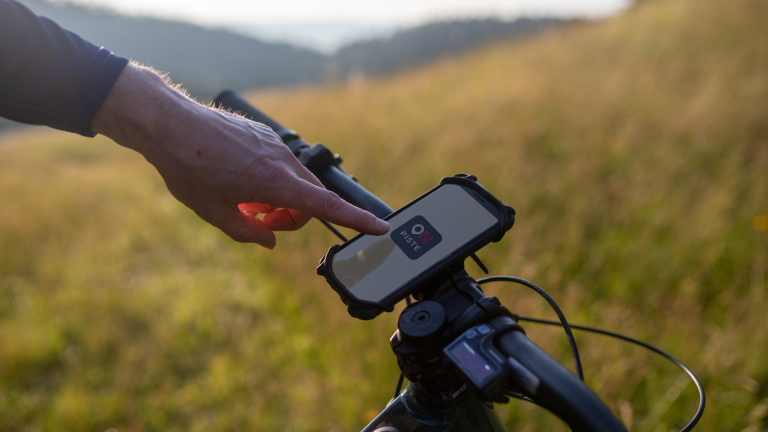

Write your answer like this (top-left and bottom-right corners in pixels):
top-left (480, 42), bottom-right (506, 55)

top-left (0, 0), bottom-right (766, 430)
top-left (3, 1), bottom-right (565, 134)
top-left (14, 0), bottom-right (564, 101)
top-left (15, 0), bottom-right (326, 99)
top-left (329, 18), bottom-right (563, 79)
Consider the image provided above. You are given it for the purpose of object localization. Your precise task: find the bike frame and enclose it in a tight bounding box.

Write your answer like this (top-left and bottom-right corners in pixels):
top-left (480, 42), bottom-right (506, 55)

top-left (363, 384), bottom-right (506, 432)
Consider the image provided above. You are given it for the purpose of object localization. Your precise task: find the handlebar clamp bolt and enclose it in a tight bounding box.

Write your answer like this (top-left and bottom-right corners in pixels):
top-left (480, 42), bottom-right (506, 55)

top-left (398, 301), bottom-right (447, 345)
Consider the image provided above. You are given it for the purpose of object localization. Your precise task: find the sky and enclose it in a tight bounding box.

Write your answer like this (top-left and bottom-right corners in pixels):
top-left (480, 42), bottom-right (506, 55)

top-left (59, 0), bottom-right (631, 25)
top-left (50, 0), bottom-right (633, 52)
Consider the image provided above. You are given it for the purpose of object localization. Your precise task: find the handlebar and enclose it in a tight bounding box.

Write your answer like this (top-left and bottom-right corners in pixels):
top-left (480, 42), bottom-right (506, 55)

top-left (212, 90), bottom-right (626, 432)
top-left (312, 164), bottom-right (394, 218)
top-left (498, 331), bottom-right (627, 432)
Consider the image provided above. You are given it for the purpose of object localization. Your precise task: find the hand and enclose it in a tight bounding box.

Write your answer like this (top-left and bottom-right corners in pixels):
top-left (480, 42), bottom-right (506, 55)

top-left (92, 63), bottom-right (390, 249)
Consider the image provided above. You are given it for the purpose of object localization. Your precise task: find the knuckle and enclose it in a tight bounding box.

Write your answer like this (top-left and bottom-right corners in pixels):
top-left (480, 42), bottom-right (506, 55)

top-left (254, 123), bottom-right (282, 142)
top-left (277, 144), bottom-right (295, 158)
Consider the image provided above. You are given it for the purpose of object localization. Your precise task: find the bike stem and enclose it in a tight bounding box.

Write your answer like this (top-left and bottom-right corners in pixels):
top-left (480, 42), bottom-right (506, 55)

top-left (391, 268), bottom-right (525, 406)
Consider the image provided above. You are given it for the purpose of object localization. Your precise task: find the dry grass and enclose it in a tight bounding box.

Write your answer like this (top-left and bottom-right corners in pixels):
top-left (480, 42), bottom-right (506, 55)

top-left (1, 0), bottom-right (767, 430)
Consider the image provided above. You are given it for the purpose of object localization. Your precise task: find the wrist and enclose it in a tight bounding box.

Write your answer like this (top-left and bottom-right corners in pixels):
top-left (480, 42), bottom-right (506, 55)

top-left (92, 63), bottom-right (196, 156)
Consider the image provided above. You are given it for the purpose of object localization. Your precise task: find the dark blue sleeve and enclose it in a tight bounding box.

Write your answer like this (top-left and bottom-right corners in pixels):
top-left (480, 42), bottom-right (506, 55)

top-left (0, 0), bottom-right (129, 137)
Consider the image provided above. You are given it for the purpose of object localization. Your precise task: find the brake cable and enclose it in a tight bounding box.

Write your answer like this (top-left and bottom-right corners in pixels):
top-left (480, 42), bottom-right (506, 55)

top-left (479, 275), bottom-right (705, 432)
top-left (478, 276), bottom-right (584, 381)
top-left (513, 314), bottom-right (705, 432)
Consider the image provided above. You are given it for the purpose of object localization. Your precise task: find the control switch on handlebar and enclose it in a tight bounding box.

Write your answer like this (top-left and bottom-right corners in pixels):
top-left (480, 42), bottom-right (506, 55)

top-left (444, 324), bottom-right (532, 403)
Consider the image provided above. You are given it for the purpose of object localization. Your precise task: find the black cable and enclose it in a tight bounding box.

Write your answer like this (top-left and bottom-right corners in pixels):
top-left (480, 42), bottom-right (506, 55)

top-left (470, 253), bottom-right (489, 274)
top-left (477, 276), bottom-right (585, 381)
top-left (320, 220), bottom-right (348, 242)
top-left (514, 315), bottom-right (705, 432)
top-left (394, 372), bottom-right (405, 399)
top-left (393, 296), bottom-right (413, 397)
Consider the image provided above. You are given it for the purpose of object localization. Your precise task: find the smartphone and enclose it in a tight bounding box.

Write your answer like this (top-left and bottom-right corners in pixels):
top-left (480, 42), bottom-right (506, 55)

top-left (317, 175), bottom-right (514, 319)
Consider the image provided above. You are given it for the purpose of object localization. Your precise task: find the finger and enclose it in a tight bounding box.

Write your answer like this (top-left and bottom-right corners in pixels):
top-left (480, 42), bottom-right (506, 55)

top-left (279, 181), bottom-right (390, 235)
top-left (238, 202), bottom-right (278, 214)
top-left (262, 208), bottom-right (312, 231)
top-left (210, 205), bottom-right (278, 249)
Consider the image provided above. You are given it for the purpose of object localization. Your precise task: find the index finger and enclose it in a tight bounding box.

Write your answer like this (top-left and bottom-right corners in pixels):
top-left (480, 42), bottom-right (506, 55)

top-left (275, 180), bottom-right (390, 235)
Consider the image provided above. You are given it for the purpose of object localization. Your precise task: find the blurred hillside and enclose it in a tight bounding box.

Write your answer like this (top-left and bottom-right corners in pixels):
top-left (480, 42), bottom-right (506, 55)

top-left (15, 0), bottom-right (326, 98)
top-left (14, 0), bottom-right (563, 100)
top-left (328, 18), bottom-right (563, 79)
top-left (1, 0), bottom-right (767, 430)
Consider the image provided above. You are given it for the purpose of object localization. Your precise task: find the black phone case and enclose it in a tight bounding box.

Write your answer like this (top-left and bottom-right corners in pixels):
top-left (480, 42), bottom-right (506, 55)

top-left (316, 174), bottom-right (515, 320)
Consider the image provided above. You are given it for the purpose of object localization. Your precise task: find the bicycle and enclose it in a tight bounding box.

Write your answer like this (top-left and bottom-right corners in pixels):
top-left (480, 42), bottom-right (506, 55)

top-left (213, 90), bottom-right (705, 432)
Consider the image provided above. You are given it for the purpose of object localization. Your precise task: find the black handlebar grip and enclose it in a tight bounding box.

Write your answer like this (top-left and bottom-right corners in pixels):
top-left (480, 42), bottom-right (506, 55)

top-left (313, 164), bottom-right (394, 219)
top-left (214, 90), bottom-right (301, 145)
top-left (498, 331), bottom-right (627, 432)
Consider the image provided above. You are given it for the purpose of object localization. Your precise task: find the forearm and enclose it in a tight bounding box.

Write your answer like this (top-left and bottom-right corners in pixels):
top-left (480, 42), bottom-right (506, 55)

top-left (0, 0), bottom-right (128, 135)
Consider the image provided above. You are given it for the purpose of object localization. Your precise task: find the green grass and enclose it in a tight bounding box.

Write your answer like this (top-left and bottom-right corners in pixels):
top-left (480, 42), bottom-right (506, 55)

top-left (1, 0), bottom-right (767, 430)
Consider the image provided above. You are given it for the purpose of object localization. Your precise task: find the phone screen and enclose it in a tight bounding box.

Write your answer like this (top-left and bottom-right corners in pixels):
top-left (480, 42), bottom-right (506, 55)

top-left (331, 184), bottom-right (500, 303)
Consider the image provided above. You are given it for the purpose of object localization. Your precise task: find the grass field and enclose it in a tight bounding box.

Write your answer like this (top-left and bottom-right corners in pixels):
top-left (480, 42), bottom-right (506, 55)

top-left (1, 0), bottom-right (767, 430)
